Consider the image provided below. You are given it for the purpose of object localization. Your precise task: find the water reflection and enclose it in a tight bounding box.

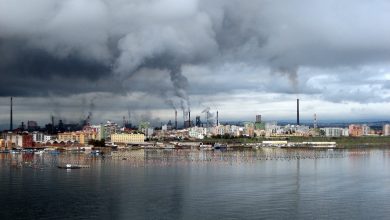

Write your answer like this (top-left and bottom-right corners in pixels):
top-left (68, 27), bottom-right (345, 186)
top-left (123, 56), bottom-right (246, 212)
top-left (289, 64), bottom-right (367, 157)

top-left (1, 148), bottom-right (390, 219)
top-left (0, 148), bottom-right (377, 169)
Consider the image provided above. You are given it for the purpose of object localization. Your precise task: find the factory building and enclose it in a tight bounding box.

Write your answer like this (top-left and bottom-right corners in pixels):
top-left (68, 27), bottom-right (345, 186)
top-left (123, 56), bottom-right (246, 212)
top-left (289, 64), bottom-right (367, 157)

top-left (195, 116), bottom-right (201, 127)
top-left (27, 121), bottom-right (39, 131)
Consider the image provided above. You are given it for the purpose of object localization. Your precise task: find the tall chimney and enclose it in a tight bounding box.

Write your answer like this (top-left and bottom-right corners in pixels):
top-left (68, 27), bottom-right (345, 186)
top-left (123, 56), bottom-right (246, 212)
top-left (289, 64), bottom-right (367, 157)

top-left (188, 111), bottom-right (191, 127)
top-left (297, 99), bottom-right (300, 125)
top-left (206, 112), bottom-right (209, 127)
top-left (217, 111), bottom-right (219, 126)
top-left (175, 110), bottom-right (177, 129)
top-left (51, 115), bottom-right (55, 134)
top-left (10, 97), bottom-right (13, 131)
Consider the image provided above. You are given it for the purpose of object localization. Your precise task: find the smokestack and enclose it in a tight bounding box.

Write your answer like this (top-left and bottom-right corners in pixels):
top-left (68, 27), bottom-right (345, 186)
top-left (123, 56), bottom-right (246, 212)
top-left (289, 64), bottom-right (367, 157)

top-left (188, 111), bottom-right (191, 127)
top-left (297, 99), bottom-right (300, 125)
top-left (10, 97), bottom-right (13, 131)
top-left (217, 111), bottom-right (219, 126)
top-left (51, 115), bottom-right (55, 134)
top-left (206, 112), bottom-right (209, 127)
top-left (175, 110), bottom-right (177, 129)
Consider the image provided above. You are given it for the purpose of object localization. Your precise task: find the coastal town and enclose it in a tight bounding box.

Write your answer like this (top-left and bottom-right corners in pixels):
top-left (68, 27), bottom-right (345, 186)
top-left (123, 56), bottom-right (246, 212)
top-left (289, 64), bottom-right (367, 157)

top-left (1, 109), bottom-right (389, 152)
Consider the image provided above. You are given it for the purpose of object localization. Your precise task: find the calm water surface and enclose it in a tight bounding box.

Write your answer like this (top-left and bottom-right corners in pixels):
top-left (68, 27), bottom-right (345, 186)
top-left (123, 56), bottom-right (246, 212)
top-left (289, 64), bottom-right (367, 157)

top-left (1, 148), bottom-right (390, 219)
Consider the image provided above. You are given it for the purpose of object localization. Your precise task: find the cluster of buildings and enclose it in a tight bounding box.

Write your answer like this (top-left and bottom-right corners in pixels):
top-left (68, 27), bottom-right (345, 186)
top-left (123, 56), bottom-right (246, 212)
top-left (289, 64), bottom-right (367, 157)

top-left (185, 122), bottom-right (390, 139)
top-left (187, 122), bottom-right (312, 139)
top-left (0, 120), bottom-right (145, 150)
top-left (3, 98), bottom-right (390, 149)
top-left (183, 115), bottom-right (312, 139)
top-left (184, 113), bottom-right (390, 139)
top-left (321, 124), bottom-right (379, 137)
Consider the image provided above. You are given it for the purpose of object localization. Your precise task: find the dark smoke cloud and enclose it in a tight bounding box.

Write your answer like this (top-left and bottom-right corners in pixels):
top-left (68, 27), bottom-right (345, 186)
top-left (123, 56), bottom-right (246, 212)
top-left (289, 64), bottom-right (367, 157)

top-left (1, 0), bottom-right (390, 109)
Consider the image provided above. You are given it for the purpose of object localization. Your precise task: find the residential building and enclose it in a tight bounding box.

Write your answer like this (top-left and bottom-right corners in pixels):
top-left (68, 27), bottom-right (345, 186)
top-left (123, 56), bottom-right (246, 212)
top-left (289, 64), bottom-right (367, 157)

top-left (84, 125), bottom-right (105, 140)
top-left (21, 134), bottom-right (33, 147)
top-left (322, 127), bottom-right (343, 137)
top-left (349, 124), bottom-right (363, 137)
top-left (146, 128), bottom-right (154, 137)
top-left (104, 121), bottom-right (119, 141)
top-left (362, 124), bottom-right (370, 136)
top-left (43, 135), bottom-right (53, 142)
top-left (3, 133), bottom-right (33, 148)
top-left (383, 124), bottom-right (390, 136)
top-left (111, 133), bottom-right (145, 144)
top-left (189, 127), bottom-right (207, 139)
top-left (342, 128), bottom-right (349, 136)
top-left (32, 131), bottom-right (44, 142)
top-left (58, 131), bottom-right (98, 145)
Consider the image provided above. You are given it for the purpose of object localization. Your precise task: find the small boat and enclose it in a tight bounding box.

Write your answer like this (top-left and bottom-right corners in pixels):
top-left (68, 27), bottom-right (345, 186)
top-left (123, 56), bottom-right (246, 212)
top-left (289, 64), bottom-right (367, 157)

top-left (163, 144), bottom-right (175, 149)
top-left (91, 150), bottom-right (100, 155)
top-left (35, 150), bottom-right (44, 155)
top-left (49, 151), bottom-right (60, 155)
top-left (213, 143), bottom-right (227, 149)
top-left (199, 144), bottom-right (213, 150)
top-left (58, 164), bottom-right (81, 169)
top-left (57, 164), bottom-right (90, 169)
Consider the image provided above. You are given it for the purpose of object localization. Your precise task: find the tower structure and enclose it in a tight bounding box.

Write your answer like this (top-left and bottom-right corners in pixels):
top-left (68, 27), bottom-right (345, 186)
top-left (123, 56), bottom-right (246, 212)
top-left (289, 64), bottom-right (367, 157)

top-left (216, 111), bottom-right (219, 126)
top-left (297, 99), bottom-right (300, 125)
top-left (196, 116), bottom-right (201, 127)
top-left (256, 115), bottom-right (262, 123)
top-left (175, 110), bottom-right (177, 129)
top-left (10, 97), bottom-right (13, 131)
top-left (188, 111), bottom-right (191, 127)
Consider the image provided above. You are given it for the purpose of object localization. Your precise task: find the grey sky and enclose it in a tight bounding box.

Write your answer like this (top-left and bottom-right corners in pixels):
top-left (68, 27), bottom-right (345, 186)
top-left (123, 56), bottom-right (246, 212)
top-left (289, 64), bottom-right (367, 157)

top-left (1, 0), bottom-right (390, 125)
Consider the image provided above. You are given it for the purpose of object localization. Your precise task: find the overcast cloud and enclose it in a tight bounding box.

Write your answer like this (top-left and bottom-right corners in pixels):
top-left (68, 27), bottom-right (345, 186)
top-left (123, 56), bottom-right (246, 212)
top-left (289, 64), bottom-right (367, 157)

top-left (1, 0), bottom-right (390, 125)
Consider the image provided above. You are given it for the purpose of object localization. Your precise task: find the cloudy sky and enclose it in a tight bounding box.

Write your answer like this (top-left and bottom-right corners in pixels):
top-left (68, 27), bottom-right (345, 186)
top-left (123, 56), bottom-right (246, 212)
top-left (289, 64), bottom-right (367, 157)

top-left (1, 0), bottom-right (390, 126)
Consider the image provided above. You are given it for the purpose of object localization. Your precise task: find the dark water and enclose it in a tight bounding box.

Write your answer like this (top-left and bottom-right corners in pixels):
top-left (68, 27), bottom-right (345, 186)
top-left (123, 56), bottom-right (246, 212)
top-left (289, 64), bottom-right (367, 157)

top-left (1, 148), bottom-right (390, 220)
